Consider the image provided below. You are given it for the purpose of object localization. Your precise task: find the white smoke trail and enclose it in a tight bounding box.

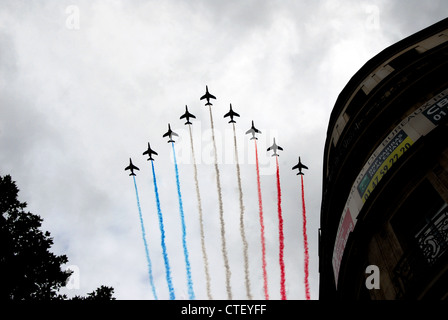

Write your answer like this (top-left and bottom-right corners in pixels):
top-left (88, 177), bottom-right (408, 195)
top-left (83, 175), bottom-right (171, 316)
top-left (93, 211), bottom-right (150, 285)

top-left (188, 124), bottom-right (213, 300)
top-left (209, 105), bottom-right (232, 300)
top-left (233, 122), bottom-right (252, 300)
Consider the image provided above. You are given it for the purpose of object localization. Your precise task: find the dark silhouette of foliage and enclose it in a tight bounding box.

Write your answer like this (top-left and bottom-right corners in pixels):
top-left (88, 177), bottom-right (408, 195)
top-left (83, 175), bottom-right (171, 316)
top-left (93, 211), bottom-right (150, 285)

top-left (72, 285), bottom-right (116, 300)
top-left (0, 174), bottom-right (115, 300)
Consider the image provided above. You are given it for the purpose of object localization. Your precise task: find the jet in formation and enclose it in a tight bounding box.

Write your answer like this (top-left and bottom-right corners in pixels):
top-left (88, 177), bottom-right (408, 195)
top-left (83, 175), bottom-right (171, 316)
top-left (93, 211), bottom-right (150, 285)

top-left (200, 85), bottom-right (216, 106)
top-left (163, 123), bottom-right (179, 143)
top-left (223, 104), bottom-right (240, 123)
top-left (267, 138), bottom-right (283, 157)
top-left (292, 157), bottom-right (308, 175)
top-left (125, 158), bottom-right (140, 176)
top-left (245, 120), bottom-right (261, 140)
top-left (180, 105), bottom-right (196, 125)
top-left (143, 142), bottom-right (158, 161)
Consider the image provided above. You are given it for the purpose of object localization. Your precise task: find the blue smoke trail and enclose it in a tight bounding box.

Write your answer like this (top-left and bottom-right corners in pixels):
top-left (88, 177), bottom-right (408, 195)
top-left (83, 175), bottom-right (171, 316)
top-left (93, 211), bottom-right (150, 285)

top-left (132, 176), bottom-right (158, 300)
top-left (150, 161), bottom-right (176, 300)
top-left (171, 142), bottom-right (195, 300)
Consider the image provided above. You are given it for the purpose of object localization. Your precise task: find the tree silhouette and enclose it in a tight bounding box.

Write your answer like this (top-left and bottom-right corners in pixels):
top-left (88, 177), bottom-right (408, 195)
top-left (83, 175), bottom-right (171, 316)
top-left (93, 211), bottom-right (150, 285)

top-left (72, 285), bottom-right (116, 300)
top-left (0, 174), bottom-right (114, 300)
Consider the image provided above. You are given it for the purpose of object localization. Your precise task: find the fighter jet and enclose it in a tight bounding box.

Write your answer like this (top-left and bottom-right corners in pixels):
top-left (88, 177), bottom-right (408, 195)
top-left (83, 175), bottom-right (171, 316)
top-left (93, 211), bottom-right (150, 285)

top-left (292, 157), bottom-right (309, 175)
top-left (180, 105), bottom-right (196, 125)
top-left (267, 138), bottom-right (283, 157)
top-left (163, 123), bottom-right (179, 143)
top-left (245, 120), bottom-right (261, 140)
top-left (125, 158), bottom-right (140, 176)
top-left (142, 142), bottom-right (158, 161)
top-left (200, 85), bottom-right (216, 106)
top-left (223, 104), bottom-right (240, 123)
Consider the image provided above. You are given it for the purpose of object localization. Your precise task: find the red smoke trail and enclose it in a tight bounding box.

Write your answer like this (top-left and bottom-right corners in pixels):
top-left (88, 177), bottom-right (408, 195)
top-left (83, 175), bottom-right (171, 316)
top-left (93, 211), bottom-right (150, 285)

top-left (254, 140), bottom-right (269, 300)
top-left (275, 157), bottom-right (286, 300)
top-left (301, 174), bottom-right (310, 300)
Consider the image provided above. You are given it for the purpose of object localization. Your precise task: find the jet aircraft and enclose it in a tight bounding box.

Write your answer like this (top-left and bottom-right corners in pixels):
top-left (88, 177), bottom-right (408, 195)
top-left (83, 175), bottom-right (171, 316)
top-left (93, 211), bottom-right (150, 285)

top-left (143, 142), bottom-right (158, 161)
top-left (245, 120), bottom-right (261, 140)
top-left (292, 157), bottom-right (309, 175)
top-left (180, 105), bottom-right (196, 125)
top-left (223, 104), bottom-right (240, 123)
top-left (267, 138), bottom-right (283, 156)
top-left (200, 85), bottom-right (216, 106)
top-left (163, 123), bottom-right (179, 143)
top-left (125, 158), bottom-right (140, 176)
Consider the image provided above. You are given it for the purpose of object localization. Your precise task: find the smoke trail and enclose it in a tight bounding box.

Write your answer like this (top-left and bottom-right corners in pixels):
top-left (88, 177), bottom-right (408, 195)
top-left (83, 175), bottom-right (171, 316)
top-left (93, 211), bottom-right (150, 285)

top-left (150, 161), bottom-right (175, 300)
top-left (254, 140), bottom-right (269, 300)
top-left (188, 125), bottom-right (212, 300)
top-left (171, 142), bottom-right (195, 300)
top-left (275, 157), bottom-right (287, 300)
top-left (132, 176), bottom-right (158, 300)
top-left (233, 123), bottom-right (252, 300)
top-left (208, 105), bottom-right (232, 300)
top-left (300, 174), bottom-right (310, 300)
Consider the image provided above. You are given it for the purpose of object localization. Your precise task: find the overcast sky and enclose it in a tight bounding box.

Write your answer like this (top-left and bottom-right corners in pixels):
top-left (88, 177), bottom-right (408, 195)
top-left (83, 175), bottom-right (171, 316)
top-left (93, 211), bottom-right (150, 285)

top-left (1, 0), bottom-right (447, 300)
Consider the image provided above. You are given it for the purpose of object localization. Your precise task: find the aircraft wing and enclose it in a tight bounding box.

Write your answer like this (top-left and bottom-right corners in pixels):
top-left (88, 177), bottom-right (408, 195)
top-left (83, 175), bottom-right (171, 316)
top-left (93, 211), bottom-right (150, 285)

top-left (181, 112), bottom-right (195, 119)
top-left (278, 146), bottom-right (283, 151)
top-left (125, 164), bottom-right (139, 171)
top-left (267, 146), bottom-right (273, 151)
top-left (225, 110), bottom-right (239, 118)
top-left (144, 150), bottom-right (158, 156)
top-left (246, 128), bottom-right (254, 135)
top-left (163, 132), bottom-right (169, 137)
top-left (292, 164), bottom-right (299, 170)
top-left (172, 131), bottom-right (179, 137)
top-left (302, 164), bottom-right (309, 169)
top-left (201, 93), bottom-right (216, 100)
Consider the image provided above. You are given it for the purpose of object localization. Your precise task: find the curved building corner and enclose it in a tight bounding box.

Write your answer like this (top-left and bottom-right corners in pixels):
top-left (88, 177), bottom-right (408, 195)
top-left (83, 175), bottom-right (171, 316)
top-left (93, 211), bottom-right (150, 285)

top-left (319, 18), bottom-right (448, 300)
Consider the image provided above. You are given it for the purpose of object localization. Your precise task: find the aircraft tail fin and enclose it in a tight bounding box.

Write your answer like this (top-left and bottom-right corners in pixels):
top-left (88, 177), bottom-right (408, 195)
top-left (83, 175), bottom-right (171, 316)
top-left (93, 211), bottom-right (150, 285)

top-left (229, 120), bottom-right (236, 124)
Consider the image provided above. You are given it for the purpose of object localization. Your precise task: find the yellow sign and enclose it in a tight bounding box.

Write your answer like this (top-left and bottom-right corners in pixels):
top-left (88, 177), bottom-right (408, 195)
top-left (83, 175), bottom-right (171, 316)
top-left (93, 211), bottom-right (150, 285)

top-left (361, 135), bottom-right (414, 202)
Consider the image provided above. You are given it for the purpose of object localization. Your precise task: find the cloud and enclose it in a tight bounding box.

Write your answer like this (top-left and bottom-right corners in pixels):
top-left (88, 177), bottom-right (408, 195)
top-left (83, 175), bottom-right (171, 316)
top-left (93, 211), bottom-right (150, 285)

top-left (1, 0), bottom-right (447, 300)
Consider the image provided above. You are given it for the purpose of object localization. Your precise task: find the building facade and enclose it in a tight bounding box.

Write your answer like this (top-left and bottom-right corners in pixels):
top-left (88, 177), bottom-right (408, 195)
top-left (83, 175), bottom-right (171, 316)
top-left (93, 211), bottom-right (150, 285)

top-left (319, 18), bottom-right (448, 299)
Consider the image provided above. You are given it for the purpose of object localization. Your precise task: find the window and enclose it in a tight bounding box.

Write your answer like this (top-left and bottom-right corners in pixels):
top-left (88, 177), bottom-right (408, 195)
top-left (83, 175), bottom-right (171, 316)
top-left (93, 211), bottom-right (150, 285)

top-left (391, 179), bottom-right (445, 253)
